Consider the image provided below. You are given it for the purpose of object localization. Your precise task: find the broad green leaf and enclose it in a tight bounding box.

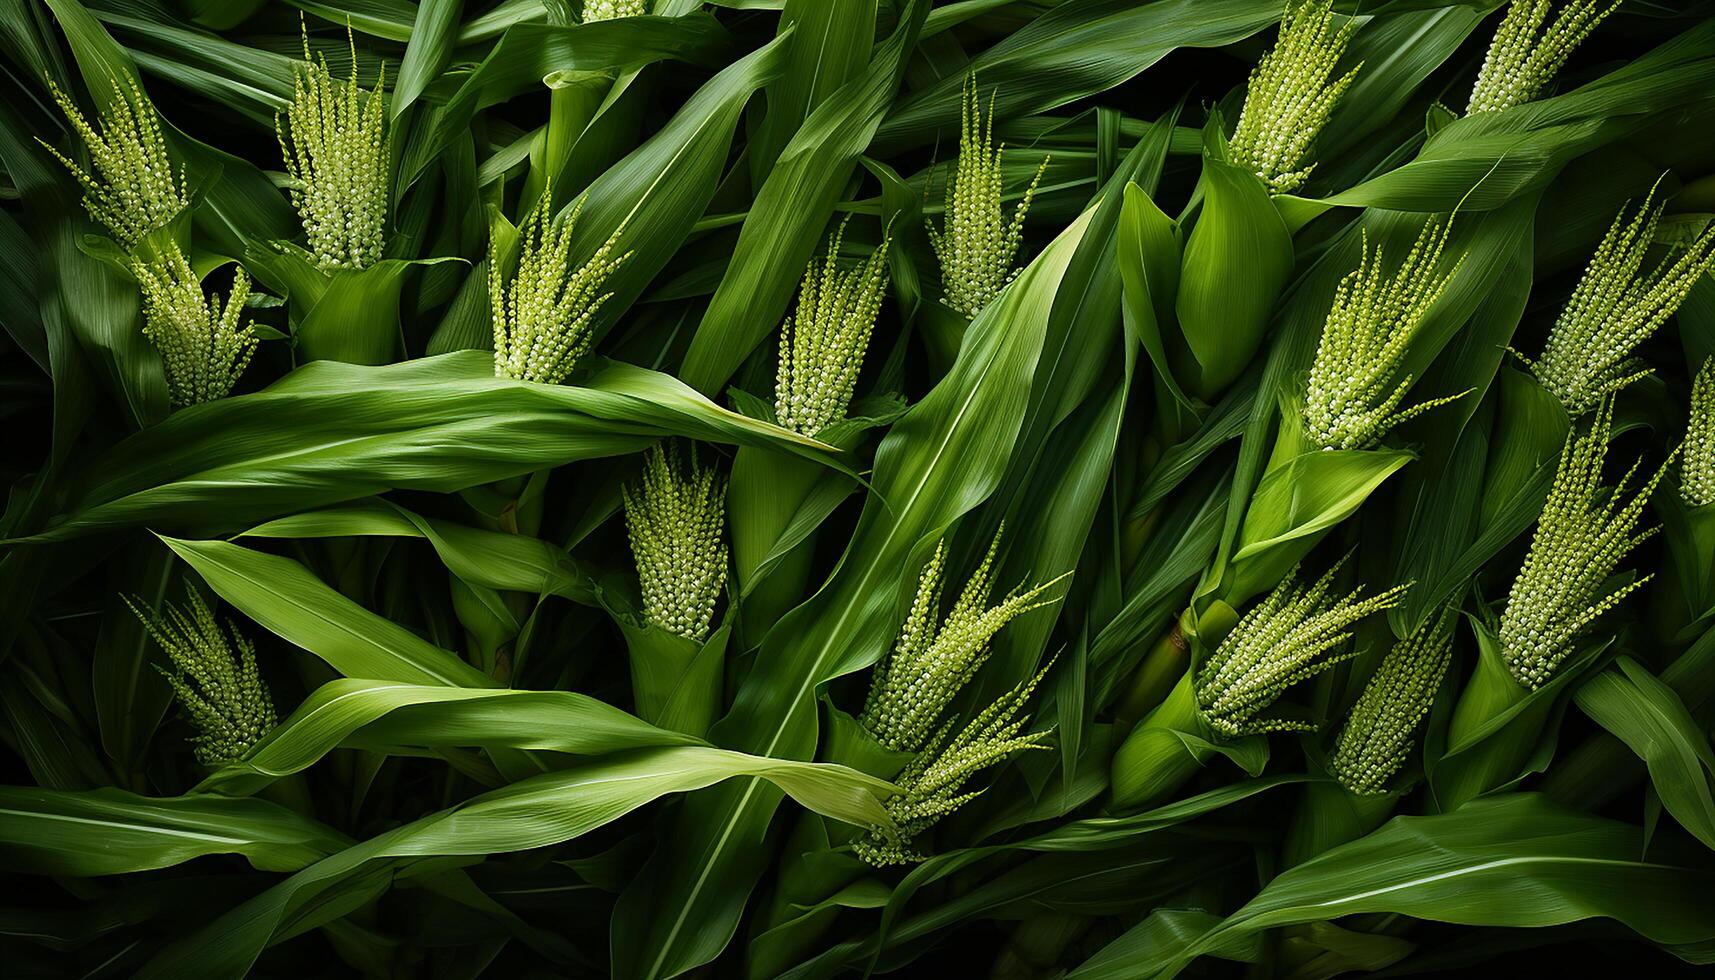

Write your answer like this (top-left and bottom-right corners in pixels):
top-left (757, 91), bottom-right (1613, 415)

top-left (159, 536), bottom-right (498, 689)
top-left (391, 0), bottom-right (461, 118)
top-left (240, 500), bottom-right (600, 606)
top-left (1174, 154), bottom-right (1293, 399)
top-left (30, 352), bottom-right (834, 541)
top-left (1576, 657), bottom-right (1715, 849)
top-left (874, 0), bottom-right (1279, 152)
top-left (139, 745), bottom-right (896, 979)
top-left (197, 678), bottom-right (703, 796)
top-left (1072, 794), bottom-right (1715, 979)
top-left (0, 786), bottom-right (346, 875)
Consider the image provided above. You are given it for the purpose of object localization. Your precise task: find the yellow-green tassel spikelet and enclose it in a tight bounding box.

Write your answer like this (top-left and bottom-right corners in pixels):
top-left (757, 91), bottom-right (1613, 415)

top-left (1198, 561), bottom-right (1408, 738)
top-left (1684, 359), bottom-right (1715, 509)
top-left (624, 444), bottom-right (729, 641)
top-left (491, 191), bottom-right (630, 384)
top-left (861, 529), bottom-right (1063, 754)
top-left (1228, 0), bottom-right (1361, 195)
top-left (1522, 188), bottom-right (1715, 416)
top-left (128, 591), bottom-right (276, 766)
top-left (42, 76), bottom-right (188, 249)
top-left (277, 27), bottom-right (391, 270)
top-left (131, 243), bottom-right (259, 406)
top-left (927, 79), bottom-right (1047, 319)
top-left (1303, 217), bottom-right (1468, 450)
top-left (1467, 0), bottom-right (1618, 115)
top-left (774, 222), bottom-right (890, 436)
top-left (1328, 608), bottom-right (1455, 795)
top-left (1500, 398), bottom-right (1669, 688)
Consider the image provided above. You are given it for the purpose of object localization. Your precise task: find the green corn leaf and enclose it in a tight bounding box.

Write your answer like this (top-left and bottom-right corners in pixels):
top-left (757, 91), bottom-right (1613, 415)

top-left (28, 352), bottom-right (836, 541)
top-left (160, 535), bottom-right (498, 688)
top-left (195, 678), bottom-right (703, 796)
top-left (1576, 656), bottom-right (1715, 850)
top-left (677, 0), bottom-right (923, 395)
top-left (239, 500), bottom-right (601, 606)
top-left (138, 745), bottom-right (897, 980)
top-left (1072, 794), bottom-right (1715, 979)
top-left (0, 786), bottom-right (348, 875)
top-left (1174, 152), bottom-right (1293, 399)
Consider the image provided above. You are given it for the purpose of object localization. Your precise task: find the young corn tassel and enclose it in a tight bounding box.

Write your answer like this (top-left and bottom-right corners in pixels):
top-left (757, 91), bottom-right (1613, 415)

top-left (1328, 608), bottom-right (1455, 795)
top-left (43, 77), bottom-right (188, 249)
top-left (861, 530), bottom-right (1063, 754)
top-left (131, 243), bottom-right (259, 406)
top-left (127, 591), bottom-right (276, 766)
top-left (1197, 561), bottom-right (1409, 738)
top-left (276, 28), bottom-right (390, 270)
top-left (1524, 188), bottom-right (1715, 416)
top-left (583, 0), bottom-right (645, 19)
top-left (1500, 397), bottom-right (1669, 688)
top-left (774, 222), bottom-right (890, 436)
top-left (1227, 0), bottom-right (1361, 195)
top-left (1302, 217), bottom-right (1468, 450)
top-left (491, 192), bottom-right (630, 384)
top-left (1685, 358), bottom-right (1715, 509)
top-left (1112, 561), bottom-right (1407, 808)
top-left (623, 444), bottom-right (729, 641)
top-left (927, 79), bottom-right (1047, 318)
top-left (1467, 0), bottom-right (1618, 115)
top-left (855, 665), bottom-right (1051, 866)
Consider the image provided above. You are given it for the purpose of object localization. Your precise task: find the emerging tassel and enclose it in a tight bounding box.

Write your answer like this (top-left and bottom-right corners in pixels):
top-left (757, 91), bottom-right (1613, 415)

top-left (774, 222), bottom-right (890, 435)
top-left (583, 0), bottom-right (645, 20)
top-left (1523, 188), bottom-right (1715, 417)
top-left (1228, 0), bottom-right (1361, 195)
top-left (1500, 398), bottom-right (1670, 688)
top-left (861, 529), bottom-right (1065, 754)
top-left (1685, 358), bottom-right (1715, 509)
top-left (1467, 0), bottom-right (1618, 115)
top-left (491, 192), bottom-right (630, 384)
top-left (128, 591), bottom-right (277, 766)
top-left (623, 444), bottom-right (729, 641)
top-left (277, 26), bottom-right (390, 270)
top-left (42, 76), bottom-right (188, 249)
top-left (1328, 608), bottom-right (1455, 795)
top-left (1303, 217), bottom-right (1468, 450)
top-left (131, 243), bottom-right (259, 406)
top-left (855, 664), bottom-right (1052, 866)
top-left (1197, 560), bottom-right (1409, 739)
top-left (927, 78), bottom-right (1047, 318)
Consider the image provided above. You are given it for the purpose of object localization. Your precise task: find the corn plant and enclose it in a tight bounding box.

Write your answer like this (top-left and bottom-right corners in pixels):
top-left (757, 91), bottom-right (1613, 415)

top-left (7, 3), bottom-right (1715, 979)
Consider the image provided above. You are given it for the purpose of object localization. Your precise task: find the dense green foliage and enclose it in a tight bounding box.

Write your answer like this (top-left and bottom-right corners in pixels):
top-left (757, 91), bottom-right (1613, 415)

top-left (3, 1), bottom-right (1715, 977)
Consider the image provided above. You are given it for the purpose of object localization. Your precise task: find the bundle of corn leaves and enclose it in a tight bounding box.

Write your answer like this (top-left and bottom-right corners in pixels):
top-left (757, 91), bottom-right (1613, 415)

top-left (4, 0), bottom-right (1715, 977)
